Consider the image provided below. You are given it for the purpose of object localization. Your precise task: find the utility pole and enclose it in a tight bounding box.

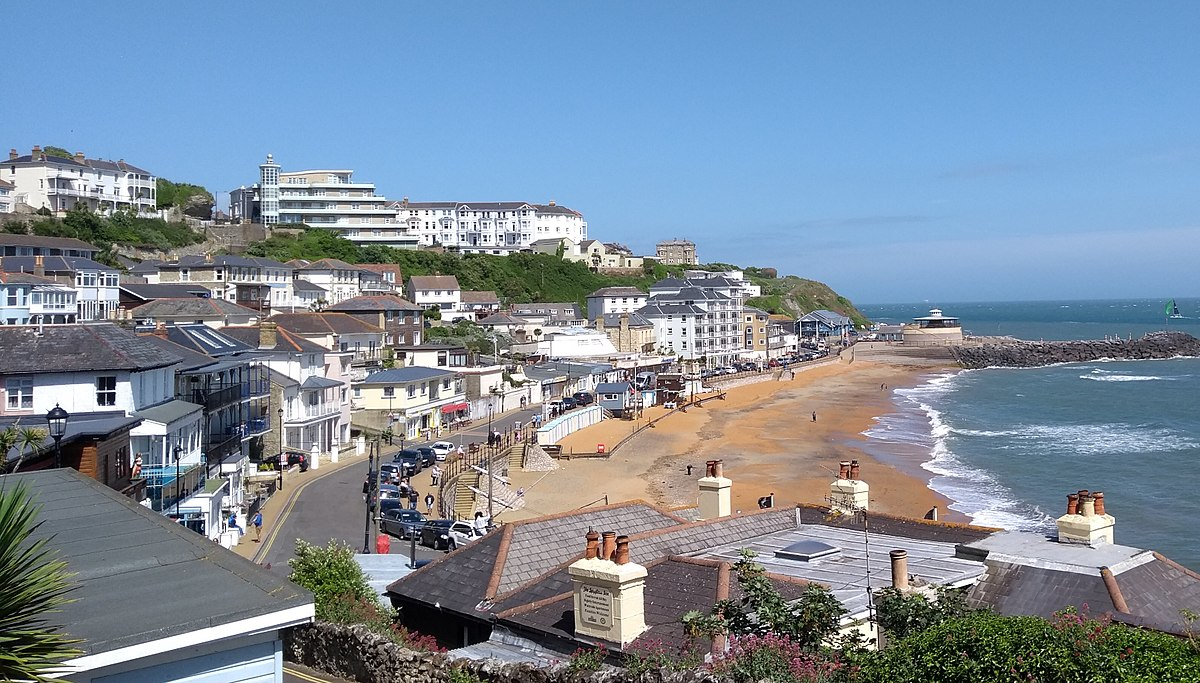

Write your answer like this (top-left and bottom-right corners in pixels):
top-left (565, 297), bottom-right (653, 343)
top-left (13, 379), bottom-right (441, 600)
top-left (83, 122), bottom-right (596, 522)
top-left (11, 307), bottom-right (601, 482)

top-left (487, 401), bottom-right (495, 525)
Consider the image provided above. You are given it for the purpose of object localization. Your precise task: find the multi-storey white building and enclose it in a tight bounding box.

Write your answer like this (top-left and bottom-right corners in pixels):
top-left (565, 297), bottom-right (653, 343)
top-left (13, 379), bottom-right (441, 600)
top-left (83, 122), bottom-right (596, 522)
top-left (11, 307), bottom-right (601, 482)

top-left (255, 155), bottom-right (412, 247)
top-left (395, 199), bottom-right (587, 254)
top-left (292, 259), bottom-right (362, 305)
top-left (586, 286), bottom-right (649, 319)
top-left (4, 146), bottom-right (156, 215)
top-left (639, 276), bottom-right (744, 368)
top-left (1, 255), bottom-right (118, 322)
top-left (0, 179), bottom-right (14, 213)
top-left (0, 272), bottom-right (77, 325)
top-left (684, 269), bottom-right (762, 298)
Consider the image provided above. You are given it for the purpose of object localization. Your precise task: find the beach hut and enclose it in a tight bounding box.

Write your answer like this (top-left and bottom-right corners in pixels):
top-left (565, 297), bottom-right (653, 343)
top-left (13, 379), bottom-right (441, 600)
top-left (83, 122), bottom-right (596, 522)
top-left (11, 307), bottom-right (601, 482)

top-left (595, 381), bottom-right (636, 416)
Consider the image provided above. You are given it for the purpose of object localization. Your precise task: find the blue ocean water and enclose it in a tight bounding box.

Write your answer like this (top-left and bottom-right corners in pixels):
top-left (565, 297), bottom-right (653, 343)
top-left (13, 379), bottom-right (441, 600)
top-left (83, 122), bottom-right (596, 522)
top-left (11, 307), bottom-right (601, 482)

top-left (858, 299), bottom-right (1200, 570)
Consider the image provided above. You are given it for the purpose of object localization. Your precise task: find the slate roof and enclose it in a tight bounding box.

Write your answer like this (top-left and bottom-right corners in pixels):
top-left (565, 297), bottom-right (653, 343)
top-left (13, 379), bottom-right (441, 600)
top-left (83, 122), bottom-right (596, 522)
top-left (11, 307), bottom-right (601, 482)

top-left (326, 295), bottom-right (421, 312)
top-left (120, 283), bottom-right (211, 301)
top-left (510, 303), bottom-right (581, 318)
top-left (356, 263), bottom-right (403, 280)
top-left (649, 276), bottom-right (688, 290)
top-left (478, 313), bottom-right (527, 326)
top-left (588, 286), bottom-right (647, 297)
top-left (0, 271), bottom-right (57, 285)
top-left (132, 298), bottom-right (260, 319)
top-left (533, 203), bottom-right (581, 216)
top-left (595, 382), bottom-right (633, 394)
top-left (160, 254), bottom-right (262, 269)
top-left (132, 398), bottom-right (204, 425)
top-left (0, 255), bottom-right (116, 274)
top-left (301, 375), bottom-right (343, 389)
top-left (297, 258), bottom-right (358, 271)
top-left (0, 323), bottom-right (181, 374)
top-left (361, 367), bottom-right (458, 384)
top-left (6, 469), bottom-right (312, 657)
top-left (268, 312), bottom-right (383, 336)
top-left (409, 275), bottom-right (460, 290)
top-left (128, 259), bottom-right (164, 274)
top-left (599, 312), bottom-right (653, 327)
top-left (0, 234), bottom-right (100, 252)
top-left (292, 279), bottom-right (327, 292)
top-left (637, 302), bottom-right (708, 317)
top-left (220, 325), bottom-right (328, 354)
top-left (138, 334), bottom-right (222, 371)
top-left (460, 290), bottom-right (500, 304)
top-left (162, 324), bottom-right (255, 356)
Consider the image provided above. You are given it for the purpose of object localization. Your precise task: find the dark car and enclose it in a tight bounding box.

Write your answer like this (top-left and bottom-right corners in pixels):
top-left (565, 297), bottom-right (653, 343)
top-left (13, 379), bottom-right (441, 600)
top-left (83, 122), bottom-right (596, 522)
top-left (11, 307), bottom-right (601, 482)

top-left (572, 391), bottom-right (594, 406)
top-left (561, 396), bottom-right (578, 410)
top-left (418, 519), bottom-right (456, 550)
top-left (380, 508), bottom-right (427, 539)
top-left (280, 450), bottom-right (309, 472)
top-left (415, 446), bottom-right (437, 467)
top-left (393, 449), bottom-right (423, 477)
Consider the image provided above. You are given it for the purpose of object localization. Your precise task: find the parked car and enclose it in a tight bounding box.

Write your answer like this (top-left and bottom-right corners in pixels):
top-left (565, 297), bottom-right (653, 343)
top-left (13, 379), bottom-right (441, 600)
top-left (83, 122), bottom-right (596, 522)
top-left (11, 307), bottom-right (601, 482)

top-left (415, 446), bottom-right (437, 467)
top-left (393, 449), bottom-right (423, 477)
top-left (279, 450), bottom-right (309, 472)
top-left (561, 396), bottom-right (578, 410)
top-left (448, 521), bottom-right (488, 548)
top-left (380, 508), bottom-right (427, 539)
top-left (369, 484), bottom-right (403, 512)
top-left (418, 519), bottom-right (456, 550)
top-left (430, 441), bottom-right (455, 460)
top-left (378, 463), bottom-right (403, 485)
top-left (572, 391), bottom-right (594, 406)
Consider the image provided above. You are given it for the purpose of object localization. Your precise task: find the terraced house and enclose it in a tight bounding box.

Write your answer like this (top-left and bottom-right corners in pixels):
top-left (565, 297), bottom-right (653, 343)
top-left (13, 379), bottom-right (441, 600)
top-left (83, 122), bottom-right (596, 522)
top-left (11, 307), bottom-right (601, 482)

top-left (4, 146), bottom-right (156, 215)
top-left (395, 198), bottom-right (588, 254)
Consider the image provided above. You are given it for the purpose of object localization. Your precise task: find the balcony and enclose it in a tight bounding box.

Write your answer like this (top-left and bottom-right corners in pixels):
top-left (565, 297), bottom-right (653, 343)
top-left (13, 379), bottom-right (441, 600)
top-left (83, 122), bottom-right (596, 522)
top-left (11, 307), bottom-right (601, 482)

top-left (188, 385), bottom-right (242, 411)
top-left (140, 463), bottom-right (205, 514)
top-left (206, 430), bottom-right (242, 461)
top-left (286, 402), bottom-right (340, 423)
top-left (245, 417), bottom-right (270, 437)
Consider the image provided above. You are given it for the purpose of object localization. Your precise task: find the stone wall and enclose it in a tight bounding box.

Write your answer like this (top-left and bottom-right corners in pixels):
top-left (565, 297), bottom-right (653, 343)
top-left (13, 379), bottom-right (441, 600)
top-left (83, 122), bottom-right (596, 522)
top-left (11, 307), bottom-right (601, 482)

top-left (284, 622), bottom-right (726, 683)
top-left (950, 332), bottom-right (1200, 369)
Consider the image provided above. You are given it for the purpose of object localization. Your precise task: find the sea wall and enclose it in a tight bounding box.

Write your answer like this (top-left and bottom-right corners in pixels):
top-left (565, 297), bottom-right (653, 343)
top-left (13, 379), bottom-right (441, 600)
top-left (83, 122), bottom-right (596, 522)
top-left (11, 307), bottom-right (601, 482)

top-left (950, 332), bottom-right (1200, 369)
top-left (284, 622), bottom-right (725, 683)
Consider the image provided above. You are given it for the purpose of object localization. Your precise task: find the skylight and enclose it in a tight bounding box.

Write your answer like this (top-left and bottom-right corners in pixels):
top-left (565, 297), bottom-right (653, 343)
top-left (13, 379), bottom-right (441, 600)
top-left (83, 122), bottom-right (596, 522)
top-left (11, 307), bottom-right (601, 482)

top-left (775, 540), bottom-right (840, 562)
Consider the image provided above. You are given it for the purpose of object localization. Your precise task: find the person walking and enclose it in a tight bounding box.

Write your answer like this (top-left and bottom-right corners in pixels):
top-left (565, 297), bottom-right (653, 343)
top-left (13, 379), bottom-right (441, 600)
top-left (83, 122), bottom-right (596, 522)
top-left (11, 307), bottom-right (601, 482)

top-left (812, 411), bottom-right (817, 422)
top-left (430, 464), bottom-right (442, 487)
top-left (424, 492), bottom-right (435, 514)
top-left (252, 511), bottom-right (263, 542)
top-left (408, 488), bottom-right (419, 510)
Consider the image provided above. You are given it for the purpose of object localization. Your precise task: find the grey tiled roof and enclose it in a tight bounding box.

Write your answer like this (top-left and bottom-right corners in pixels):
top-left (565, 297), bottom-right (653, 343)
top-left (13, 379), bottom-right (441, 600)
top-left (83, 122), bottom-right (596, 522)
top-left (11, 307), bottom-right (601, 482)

top-left (0, 234), bottom-right (99, 251)
top-left (588, 286), bottom-right (646, 298)
top-left (388, 530), bottom-right (506, 614)
top-left (408, 275), bottom-right (460, 290)
top-left (1, 255), bottom-right (116, 274)
top-left (0, 323), bottom-right (181, 374)
top-left (132, 298), bottom-right (260, 319)
top-left (120, 283), bottom-right (211, 301)
top-left (8, 469), bottom-right (311, 657)
top-left (269, 312), bottom-right (383, 335)
top-left (326, 295), bottom-right (421, 312)
top-left (966, 560), bottom-right (1115, 619)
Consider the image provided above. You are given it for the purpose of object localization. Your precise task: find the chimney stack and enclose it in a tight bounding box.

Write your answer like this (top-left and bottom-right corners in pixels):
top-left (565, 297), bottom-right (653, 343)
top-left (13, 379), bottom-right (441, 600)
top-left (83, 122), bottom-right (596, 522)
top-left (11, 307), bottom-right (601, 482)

top-left (568, 530), bottom-right (649, 646)
top-left (698, 459), bottom-right (732, 520)
top-left (830, 459), bottom-right (870, 514)
top-left (889, 550), bottom-right (909, 591)
top-left (33, 255), bottom-right (44, 277)
top-left (259, 321), bottom-right (278, 349)
top-left (74, 151), bottom-right (85, 164)
top-left (152, 322), bottom-right (169, 340)
top-left (1056, 488), bottom-right (1115, 545)
top-left (32, 145), bottom-right (41, 160)
top-left (8, 149), bottom-right (16, 161)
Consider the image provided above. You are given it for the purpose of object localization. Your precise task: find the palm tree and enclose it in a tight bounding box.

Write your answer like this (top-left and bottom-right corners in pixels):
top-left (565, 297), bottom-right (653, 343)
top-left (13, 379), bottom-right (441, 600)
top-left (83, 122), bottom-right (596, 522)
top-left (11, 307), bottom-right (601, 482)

top-left (0, 424), bottom-right (19, 474)
top-left (0, 482), bottom-right (81, 681)
top-left (11, 426), bottom-right (48, 474)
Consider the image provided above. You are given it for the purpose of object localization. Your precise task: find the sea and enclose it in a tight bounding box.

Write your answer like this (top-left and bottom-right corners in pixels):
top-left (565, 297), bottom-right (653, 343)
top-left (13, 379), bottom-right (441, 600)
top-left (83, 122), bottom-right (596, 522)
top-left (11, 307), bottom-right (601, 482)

top-left (857, 298), bottom-right (1200, 570)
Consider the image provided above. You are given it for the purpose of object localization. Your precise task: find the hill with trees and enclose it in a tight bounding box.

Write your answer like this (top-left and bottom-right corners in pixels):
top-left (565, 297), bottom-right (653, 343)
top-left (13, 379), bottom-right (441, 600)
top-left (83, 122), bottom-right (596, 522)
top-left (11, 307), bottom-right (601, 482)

top-left (243, 227), bottom-right (869, 324)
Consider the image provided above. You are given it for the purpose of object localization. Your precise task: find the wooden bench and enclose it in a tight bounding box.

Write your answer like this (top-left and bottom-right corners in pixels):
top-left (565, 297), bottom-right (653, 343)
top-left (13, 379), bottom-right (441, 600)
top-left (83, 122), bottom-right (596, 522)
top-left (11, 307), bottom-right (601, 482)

top-left (542, 444), bottom-right (563, 456)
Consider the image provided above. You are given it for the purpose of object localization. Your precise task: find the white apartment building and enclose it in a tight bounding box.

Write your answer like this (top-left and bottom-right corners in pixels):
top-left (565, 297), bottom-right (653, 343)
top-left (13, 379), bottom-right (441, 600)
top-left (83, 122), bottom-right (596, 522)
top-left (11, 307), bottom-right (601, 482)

top-left (395, 199), bottom-right (587, 254)
top-left (684, 269), bottom-right (762, 298)
top-left (154, 255), bottom-right (293, 313)
top-left (1, 255), bottom-right (119, 322)
top-left (585, 286), bottom-right (649, 318)
top-left (406, 275), bottom-right (463, 320)
top-left (0, 179), bottom-right (14, 213)
top-left (256, 154), bottom-right (413, 248)
top-left (292, 259), bottom-right (362, 305)
top-left (4, 146), bottom-right (156, 215)
top-left (639, 276), bottom-right (745, 368)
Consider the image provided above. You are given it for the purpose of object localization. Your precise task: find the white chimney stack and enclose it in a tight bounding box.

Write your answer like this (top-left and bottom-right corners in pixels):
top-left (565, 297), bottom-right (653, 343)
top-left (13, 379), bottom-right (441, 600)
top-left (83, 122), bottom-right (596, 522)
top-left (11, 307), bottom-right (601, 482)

top-left (1056, 489), bottom-right (1114, 545)
top-left (698, 459), bottom-right (732, 520)
top-left (830, 460), bottom-right (869, 513)
top-left (568, 530), bottom-right (649, 646)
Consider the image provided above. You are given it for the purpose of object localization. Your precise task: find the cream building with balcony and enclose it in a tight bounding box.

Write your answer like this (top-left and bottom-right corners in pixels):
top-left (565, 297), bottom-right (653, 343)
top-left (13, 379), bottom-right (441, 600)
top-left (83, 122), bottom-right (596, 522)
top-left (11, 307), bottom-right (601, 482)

top-left (395, 199), bottom-right (588, 254)
top-left (4, 146), bottom-right (156, 215)
top-left (352, 367), bottom-right (465, 441)
top-left (256, 154), bottom-right (414, 248)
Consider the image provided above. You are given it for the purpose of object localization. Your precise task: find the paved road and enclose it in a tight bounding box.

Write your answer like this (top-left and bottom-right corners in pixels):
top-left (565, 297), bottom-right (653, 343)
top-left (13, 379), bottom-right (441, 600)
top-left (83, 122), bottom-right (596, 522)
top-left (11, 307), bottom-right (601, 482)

top-left (254, 406), bottom-right (544, 576)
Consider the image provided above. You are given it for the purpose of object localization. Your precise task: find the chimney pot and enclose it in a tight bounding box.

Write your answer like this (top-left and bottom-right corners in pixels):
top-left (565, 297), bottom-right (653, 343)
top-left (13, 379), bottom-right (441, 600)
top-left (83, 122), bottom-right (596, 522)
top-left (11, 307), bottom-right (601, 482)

top-left (615, 535), bottom-right (631, 565)
top-left (601, 531), bottom-right (617, 561)
top-left (889, 550), bottom-right (909, 590)
top-left (1067, 493), bottom-right (1079, 516)
top-left (8, 149), bottom-right (16, 161)
top-left (705, 459), bottom-right (718, 477)
top-left (850, 460), bottom-right (861, 480)
top-left (713, 460), bottom-right (724, 479)
top-left (1093, 492), bottom-right (1105, 516)
top-left (585, 529), bottom-right (599, 559)
top-left (839, 461), bottom-right (851, 479)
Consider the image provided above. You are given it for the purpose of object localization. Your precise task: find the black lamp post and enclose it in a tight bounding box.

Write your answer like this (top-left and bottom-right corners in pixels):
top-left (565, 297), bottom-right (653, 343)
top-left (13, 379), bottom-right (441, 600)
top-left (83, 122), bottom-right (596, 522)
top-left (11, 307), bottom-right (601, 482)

top-left (45, 404), bottom-right (69, 469)
top-left (277, 407), bottom-right (285, 492)
top-left (363, 447), bottom-right (375, 554)
top-left (173, 444), bottom-right (183, 516)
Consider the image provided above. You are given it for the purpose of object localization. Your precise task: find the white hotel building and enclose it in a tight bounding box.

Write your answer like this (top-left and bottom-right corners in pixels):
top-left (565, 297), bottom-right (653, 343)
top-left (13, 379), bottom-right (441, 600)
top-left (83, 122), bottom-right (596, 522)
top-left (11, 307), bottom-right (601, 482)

top-left (394, 199), bottom-right (588, 254)
top-left (256, 155), bottom-right (415, 248)
top-left (4, 146), bottom-right (156, 215)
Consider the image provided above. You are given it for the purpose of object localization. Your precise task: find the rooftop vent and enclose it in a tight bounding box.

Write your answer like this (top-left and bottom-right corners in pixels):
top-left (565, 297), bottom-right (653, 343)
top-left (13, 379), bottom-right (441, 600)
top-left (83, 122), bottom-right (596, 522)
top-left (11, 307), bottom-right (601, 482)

top-left (775, 540), bottom-right (839, 562)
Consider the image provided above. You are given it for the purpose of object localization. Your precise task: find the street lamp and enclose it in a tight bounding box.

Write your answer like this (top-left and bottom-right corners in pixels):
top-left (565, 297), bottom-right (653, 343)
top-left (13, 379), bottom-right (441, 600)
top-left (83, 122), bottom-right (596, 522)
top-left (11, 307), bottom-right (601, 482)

top-left (45, 404), bottom-right (69, 469)
top-left (173, 444), bottom-right (183, 517)
top-left (277, 407), bottom-right (285, 491)
top-left (363, 446), bottom-right (375, 554)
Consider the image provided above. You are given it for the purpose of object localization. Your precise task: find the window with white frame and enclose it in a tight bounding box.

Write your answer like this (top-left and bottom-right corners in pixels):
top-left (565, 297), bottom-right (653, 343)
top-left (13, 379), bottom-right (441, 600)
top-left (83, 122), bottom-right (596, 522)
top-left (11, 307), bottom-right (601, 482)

top-left (96, 376), bottom-right (117, 406)
top-left (5, 378), bottom-right (32, 410)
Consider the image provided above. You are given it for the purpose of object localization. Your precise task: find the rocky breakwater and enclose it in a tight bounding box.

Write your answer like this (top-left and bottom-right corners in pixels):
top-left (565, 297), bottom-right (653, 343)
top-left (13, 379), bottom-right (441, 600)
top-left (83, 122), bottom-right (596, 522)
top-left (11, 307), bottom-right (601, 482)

top-left (951, 331), bottom-right (1200, 369)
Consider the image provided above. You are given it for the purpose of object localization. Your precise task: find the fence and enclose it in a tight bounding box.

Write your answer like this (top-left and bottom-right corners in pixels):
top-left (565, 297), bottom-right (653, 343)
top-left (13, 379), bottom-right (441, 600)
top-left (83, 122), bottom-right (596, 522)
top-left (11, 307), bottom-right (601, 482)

top-left (535, 405), bottom-right (603, 445)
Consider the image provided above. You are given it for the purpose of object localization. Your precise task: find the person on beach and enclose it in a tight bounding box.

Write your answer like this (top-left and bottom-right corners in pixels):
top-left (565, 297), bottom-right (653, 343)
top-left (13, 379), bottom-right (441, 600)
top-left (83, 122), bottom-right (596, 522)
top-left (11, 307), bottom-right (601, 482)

top-left (812, 411), bottom-right (817, 422)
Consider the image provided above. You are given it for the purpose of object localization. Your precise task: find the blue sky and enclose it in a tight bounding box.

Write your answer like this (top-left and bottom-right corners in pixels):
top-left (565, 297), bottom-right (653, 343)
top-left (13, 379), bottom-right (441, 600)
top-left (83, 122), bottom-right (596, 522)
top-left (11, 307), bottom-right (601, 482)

top-left (6, 2), bottom-right (1199, 303)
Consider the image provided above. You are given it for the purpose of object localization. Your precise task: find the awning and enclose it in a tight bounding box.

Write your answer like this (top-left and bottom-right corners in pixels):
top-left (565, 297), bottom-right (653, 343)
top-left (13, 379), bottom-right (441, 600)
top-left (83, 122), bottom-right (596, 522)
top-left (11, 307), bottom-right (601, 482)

top-left (440, 402), bottom-right (469, 414)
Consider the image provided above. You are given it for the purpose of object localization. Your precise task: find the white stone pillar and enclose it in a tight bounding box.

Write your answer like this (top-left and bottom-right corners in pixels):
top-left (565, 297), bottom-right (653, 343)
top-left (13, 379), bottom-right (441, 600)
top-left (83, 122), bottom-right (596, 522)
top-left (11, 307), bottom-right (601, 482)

top-left (310, 442), bottom-right (320, 470)
top-left (330, 437), bottom-right (339, 463)
top-left (356, 435), bottom-right (366, 455)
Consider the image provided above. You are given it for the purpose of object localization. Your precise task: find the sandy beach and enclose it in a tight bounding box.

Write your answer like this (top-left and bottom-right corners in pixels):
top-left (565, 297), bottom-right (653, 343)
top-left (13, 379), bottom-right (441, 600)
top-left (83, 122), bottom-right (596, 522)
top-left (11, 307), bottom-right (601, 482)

top-left (505, 344), bottom-right (964, 523)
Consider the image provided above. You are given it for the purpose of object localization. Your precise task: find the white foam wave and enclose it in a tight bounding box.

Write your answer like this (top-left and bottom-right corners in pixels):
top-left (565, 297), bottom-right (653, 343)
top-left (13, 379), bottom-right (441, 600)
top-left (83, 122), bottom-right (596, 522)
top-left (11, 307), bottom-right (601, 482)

top-left (1079, 374), bottom-right (1166, 382)
top-left (1002, 423), bottom-right (1199, 455)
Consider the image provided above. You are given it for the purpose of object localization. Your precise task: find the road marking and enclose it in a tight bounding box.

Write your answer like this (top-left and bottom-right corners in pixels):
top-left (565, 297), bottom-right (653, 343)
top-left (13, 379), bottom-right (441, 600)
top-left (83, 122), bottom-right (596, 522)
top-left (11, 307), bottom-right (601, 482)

top-left (285, 664), bottom-right (335, 683)
top-left (252, 459), bottom-right (359, 564)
